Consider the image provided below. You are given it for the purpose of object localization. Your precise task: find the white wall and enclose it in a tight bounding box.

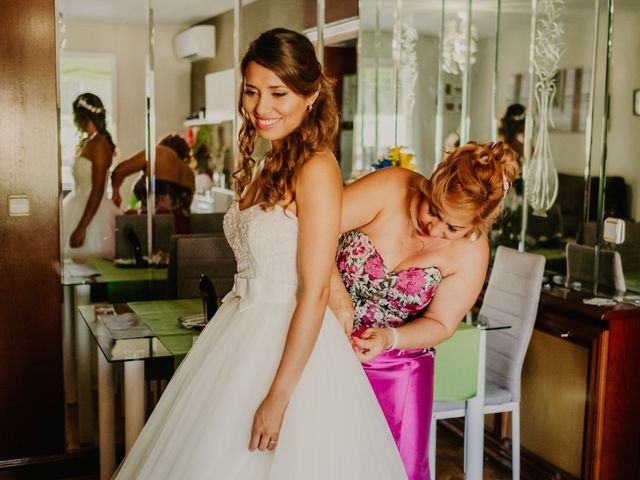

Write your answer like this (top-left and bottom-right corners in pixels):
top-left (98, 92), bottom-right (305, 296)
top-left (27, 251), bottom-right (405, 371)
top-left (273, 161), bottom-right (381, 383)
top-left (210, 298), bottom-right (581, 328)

top-left (65, 21), bottom-right (190, 207)
top-left (65, 22), bottom-right (190, 157)
top-left (608, 4), bottom-right (640, 220)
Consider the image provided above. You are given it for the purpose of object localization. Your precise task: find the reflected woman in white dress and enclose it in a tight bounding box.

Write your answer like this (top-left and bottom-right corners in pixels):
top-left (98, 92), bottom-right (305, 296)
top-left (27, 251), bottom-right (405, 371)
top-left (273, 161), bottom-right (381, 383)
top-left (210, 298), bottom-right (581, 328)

top-left (114, 28), bottom-right (407, 479)
top-left (62, 93), bottom-right (120, 259)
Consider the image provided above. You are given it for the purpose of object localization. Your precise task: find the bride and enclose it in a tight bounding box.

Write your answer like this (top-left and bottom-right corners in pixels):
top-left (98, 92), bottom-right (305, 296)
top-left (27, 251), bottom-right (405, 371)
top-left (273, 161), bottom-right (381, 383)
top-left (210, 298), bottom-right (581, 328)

top-left (114, 28), bottom-right (407, 479)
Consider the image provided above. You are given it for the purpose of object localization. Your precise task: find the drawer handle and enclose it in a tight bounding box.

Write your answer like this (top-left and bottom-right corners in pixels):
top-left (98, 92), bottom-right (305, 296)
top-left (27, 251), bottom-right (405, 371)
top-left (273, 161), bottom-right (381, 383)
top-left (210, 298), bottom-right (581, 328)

top-left (560, 331), bottom-right (571, 339)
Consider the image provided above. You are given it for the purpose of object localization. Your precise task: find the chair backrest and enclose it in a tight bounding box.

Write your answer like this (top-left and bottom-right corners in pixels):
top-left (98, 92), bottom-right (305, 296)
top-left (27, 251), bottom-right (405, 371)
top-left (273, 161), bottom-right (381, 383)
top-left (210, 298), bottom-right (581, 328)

top-left (482, 246), bottom-right (546, 402)
top-left (565, 242), bottom-right (626, 293)
top-left (115, 214), bottom-right (175, 258)
top-left (167, 233), bottom-right (237, 300)
top-left (190, 213), bottom-right (226, 234)
top-left (581, 221), bottom-right (640, 273)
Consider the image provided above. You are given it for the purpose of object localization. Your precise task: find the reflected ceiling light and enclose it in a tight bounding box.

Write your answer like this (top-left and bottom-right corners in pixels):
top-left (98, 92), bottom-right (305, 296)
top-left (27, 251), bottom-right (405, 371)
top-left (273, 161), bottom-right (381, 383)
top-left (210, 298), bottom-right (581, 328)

top-left (442, 11), bottom-right (477, 76)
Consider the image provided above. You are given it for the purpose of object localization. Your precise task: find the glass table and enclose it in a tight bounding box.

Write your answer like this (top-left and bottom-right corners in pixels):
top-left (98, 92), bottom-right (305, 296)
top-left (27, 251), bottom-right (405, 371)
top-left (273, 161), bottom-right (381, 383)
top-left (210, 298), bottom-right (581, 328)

top-left (61, 258), bottom-right (168, 448)
top-left (78, 299), bottom-right (201, 480)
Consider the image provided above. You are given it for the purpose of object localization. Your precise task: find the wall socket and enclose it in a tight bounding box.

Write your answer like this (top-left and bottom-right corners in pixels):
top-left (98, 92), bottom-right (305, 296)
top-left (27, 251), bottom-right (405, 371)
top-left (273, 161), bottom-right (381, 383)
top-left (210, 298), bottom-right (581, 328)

top-left (603, 217), bottom-right (625, 244)
top-left (8, 195), bottom-right (30, 216)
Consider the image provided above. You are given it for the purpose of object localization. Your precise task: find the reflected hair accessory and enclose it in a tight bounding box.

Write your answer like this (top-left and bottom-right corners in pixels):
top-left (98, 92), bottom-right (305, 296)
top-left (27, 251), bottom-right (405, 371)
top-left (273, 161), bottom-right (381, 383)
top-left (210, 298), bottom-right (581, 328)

top-left (77, 97), bottom-right (104, 114)
top-left (502, 173), bottom-right (510, 198)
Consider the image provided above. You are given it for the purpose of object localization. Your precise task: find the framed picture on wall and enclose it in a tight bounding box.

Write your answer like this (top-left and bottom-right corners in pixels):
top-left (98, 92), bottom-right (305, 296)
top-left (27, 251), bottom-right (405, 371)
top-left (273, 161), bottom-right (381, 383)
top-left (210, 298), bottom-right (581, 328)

top-left (634, 89), bottom-right (640, 116)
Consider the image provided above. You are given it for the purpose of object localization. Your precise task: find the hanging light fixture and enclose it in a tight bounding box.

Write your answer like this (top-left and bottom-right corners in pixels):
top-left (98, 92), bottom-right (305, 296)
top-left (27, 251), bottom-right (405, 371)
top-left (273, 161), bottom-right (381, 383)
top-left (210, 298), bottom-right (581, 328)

top-left (442, 11), bottom-right (478, 76)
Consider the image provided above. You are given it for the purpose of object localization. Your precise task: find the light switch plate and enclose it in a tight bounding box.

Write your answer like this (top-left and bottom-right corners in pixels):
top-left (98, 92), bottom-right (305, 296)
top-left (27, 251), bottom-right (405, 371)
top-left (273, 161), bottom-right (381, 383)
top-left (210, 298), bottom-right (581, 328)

top-left (603, 217), bottom-right (625, 244)
top-left (8, 195), bottom-right (30, 216)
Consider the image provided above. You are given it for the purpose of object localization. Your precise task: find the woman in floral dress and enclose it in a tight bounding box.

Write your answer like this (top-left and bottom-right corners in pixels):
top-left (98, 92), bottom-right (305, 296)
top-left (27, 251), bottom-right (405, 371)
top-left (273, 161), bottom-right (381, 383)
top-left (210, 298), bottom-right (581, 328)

top-left (330, 141), bottom-right (519, 480)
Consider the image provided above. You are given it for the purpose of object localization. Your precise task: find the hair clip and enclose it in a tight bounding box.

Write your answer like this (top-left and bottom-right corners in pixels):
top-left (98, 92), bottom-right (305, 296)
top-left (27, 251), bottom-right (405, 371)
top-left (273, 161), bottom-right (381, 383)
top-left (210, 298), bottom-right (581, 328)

top-left (77, 97), bottom-right (104, 114)
top-left (512, 112), bottom-right (525, 121)
top-left (502, 173), bottom-right (510, 194)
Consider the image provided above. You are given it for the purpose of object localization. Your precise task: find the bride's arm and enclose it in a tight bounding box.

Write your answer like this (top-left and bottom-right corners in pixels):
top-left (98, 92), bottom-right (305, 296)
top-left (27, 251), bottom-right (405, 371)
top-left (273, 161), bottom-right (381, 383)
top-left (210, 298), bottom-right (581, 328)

top-left (248, 151), bottom-right (342, 452)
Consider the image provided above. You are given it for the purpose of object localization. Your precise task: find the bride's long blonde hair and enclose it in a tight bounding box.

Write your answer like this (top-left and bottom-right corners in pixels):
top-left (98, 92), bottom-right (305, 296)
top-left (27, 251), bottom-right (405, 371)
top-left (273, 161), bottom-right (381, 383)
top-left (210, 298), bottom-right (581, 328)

top-left (233, 28), bottom-right (339, 208)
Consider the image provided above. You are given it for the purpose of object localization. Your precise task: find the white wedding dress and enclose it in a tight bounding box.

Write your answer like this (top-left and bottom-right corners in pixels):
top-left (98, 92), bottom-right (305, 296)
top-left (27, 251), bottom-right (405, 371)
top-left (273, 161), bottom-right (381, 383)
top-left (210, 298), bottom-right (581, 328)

top-left (62, 156), bottom-right (120, 259)
top-left (114, 202), bottom-right (407, 480)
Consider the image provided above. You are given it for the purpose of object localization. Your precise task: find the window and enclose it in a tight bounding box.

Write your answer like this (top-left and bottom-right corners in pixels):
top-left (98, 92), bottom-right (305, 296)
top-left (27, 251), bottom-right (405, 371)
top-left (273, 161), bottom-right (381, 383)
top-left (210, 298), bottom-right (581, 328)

top-left (59, 53), bottom-right (116, 191)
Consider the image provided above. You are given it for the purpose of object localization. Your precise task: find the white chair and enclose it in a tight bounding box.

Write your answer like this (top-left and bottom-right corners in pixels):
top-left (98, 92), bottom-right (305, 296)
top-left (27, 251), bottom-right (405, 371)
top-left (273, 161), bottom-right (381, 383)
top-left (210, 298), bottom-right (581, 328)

top-left (429, 246), bottom-right (545, 480)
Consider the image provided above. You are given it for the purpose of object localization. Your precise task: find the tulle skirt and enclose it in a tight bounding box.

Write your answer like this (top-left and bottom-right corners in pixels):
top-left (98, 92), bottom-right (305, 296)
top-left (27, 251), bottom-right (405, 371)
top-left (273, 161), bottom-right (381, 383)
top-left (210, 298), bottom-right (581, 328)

top-left (114, 294), bottom-right (407, 480)
top-left (62, 192), bottom-right (119, 259)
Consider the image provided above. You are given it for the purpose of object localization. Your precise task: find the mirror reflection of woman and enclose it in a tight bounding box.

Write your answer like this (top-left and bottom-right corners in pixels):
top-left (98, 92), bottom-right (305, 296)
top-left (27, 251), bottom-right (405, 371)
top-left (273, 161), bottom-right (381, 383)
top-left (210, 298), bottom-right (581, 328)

top-left (110, 134), bottom-right (195, 234)
top-left (62, 93), bottom-right (120, 259)
top-left (113, 28), bottom-right (406, 480)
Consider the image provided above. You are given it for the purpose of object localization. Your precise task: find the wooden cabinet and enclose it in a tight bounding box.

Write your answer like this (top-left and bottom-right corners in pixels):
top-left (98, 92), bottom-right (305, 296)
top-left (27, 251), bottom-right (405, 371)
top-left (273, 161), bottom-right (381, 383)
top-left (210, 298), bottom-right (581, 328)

top-left (519, 287), bottom-right (640, 479)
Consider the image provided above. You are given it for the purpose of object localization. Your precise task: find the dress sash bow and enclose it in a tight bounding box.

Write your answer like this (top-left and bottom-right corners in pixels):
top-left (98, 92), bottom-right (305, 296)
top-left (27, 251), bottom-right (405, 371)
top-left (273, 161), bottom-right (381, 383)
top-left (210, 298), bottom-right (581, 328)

top-left (221, 274), bottom-right (298, 312)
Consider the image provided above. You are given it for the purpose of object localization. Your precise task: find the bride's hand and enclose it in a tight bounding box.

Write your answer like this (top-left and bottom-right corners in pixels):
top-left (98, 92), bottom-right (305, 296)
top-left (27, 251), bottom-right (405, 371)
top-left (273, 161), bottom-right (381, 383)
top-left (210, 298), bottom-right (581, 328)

top-left (352, 328), bottom-right (392, 362)
top-left (249, 393), bottom-right (288, 452)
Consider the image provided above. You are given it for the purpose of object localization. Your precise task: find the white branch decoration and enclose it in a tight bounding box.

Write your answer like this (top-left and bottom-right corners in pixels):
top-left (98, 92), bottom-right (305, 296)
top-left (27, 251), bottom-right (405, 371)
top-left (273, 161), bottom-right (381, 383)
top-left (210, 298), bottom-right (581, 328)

top-left (526, 0), bottom-right (565, 216)
top-left (399, 19), bottom-right (418, 138)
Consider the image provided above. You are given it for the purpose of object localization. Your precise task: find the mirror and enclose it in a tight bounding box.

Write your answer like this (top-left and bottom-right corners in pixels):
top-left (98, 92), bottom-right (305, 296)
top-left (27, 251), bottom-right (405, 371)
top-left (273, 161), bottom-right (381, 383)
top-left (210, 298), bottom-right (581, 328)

top-left (592, 0), bottom-right (640, 293)
top-left (58, 0), bottom-right (151, 450)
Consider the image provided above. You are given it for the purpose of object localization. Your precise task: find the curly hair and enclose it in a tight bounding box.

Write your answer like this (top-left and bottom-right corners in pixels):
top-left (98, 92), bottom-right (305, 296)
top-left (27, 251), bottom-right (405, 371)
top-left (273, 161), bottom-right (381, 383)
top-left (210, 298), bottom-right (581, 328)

top-left (233, 28), bottom-right (340, 209)
top-left (73, 93), bottom-right (116, 153)
top-left (411, 141), bottom-right (520, 237)
top-left (159, 134), bottom-right (190, 162)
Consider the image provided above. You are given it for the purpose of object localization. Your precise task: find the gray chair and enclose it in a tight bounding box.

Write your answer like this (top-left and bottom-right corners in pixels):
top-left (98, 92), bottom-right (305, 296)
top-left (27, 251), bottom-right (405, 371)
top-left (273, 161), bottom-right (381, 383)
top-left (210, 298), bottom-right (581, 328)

top-left (114, 213), bottom-right (175, 258)
top-left (565, 242), bottom-right (626, 293)
top-left (190, 212), bottom-right (225, 234)
top-left (167, 233), bottom-right (237, 301)
top-left (430, 246), bottom-right (545, 480)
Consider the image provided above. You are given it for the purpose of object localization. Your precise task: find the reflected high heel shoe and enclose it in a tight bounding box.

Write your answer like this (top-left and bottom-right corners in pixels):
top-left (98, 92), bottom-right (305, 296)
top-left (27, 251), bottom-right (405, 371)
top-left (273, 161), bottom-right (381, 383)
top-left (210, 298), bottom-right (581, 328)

top-left (199, 274), bottom-right (218, 323)
top-left (126, 228), bottom-right (145, 266)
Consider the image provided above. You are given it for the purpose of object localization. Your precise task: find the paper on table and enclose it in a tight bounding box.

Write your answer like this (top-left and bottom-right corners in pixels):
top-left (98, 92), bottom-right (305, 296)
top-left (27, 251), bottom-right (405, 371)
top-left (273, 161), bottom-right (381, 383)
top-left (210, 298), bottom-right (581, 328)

top-left (98, 312), bottom-right (154, 339)
top-left (583, 297), bottom-right (617, 307)
top-left (64, 261), bottom-right (100, 277)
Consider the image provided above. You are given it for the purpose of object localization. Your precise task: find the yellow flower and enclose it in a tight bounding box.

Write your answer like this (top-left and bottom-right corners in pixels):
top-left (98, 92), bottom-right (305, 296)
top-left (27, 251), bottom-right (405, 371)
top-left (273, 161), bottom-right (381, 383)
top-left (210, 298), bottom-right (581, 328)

top-left (388, 146), bottom-right (416, 170)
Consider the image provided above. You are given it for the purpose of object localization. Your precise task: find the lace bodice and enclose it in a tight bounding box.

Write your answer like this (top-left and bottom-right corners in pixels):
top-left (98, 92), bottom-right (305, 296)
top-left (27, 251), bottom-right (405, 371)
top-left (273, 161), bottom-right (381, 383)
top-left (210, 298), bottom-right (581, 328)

top-left (223, 202), bottom-right (298, 285)
top-left (337, 230), bottom-right (442, 331)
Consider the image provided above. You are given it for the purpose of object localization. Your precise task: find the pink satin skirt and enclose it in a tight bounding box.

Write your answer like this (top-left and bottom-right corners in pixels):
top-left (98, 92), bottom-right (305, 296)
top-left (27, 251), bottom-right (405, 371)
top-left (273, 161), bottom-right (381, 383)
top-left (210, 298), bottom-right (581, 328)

top-left (361, 348), bottom-right (435, 480)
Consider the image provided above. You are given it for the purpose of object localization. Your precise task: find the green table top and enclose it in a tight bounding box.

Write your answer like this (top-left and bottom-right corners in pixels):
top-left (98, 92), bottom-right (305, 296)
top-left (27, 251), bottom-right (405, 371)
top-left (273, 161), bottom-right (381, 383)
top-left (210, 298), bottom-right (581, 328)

top-left (129, 299), bottom-right (202, 356)
top-left (62, 257), bottom-right (167, 285)
top-left (91, 257), bottom-right (167, 282)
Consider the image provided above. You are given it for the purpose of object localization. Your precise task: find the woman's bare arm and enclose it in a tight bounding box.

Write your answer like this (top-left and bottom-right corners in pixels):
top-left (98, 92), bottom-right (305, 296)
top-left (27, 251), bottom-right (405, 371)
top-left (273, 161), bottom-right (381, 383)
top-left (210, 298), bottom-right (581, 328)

top-left (110, 150), bottom-right (146, 207)
top-left (249, 151), bottom-right (343, 451)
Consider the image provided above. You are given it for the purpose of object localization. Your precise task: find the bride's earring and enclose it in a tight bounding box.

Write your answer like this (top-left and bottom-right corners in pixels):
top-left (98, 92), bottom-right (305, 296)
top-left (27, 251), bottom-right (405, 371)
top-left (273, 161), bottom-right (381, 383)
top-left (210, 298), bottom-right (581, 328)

top-left (470, 232), bottom-right (478, 242)
top-left (307, 103), bottom-right (313, 112)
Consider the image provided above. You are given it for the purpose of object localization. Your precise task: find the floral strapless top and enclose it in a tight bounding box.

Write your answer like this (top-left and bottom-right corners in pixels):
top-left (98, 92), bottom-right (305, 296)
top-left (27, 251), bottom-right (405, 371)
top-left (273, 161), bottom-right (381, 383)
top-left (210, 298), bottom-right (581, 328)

top-left (337, 230), bottom-right (443, 331)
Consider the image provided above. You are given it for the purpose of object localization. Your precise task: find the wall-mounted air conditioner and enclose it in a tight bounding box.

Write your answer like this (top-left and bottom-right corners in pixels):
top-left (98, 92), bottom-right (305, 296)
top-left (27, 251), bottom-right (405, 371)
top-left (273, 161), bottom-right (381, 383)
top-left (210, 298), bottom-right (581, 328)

top-left (174, 25), bottom-right (215, 62)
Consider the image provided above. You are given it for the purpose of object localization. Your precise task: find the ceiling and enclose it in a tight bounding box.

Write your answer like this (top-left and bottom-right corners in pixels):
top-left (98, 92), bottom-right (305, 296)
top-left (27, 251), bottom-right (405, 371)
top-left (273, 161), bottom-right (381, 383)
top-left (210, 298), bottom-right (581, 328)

top-left (59, 0), bottom-right (253, 26)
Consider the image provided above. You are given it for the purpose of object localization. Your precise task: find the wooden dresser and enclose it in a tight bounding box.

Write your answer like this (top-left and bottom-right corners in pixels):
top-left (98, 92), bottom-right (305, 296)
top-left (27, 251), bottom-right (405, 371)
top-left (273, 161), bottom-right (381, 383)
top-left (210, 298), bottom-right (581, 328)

top-left (522, 287), bottom-right (640, 480)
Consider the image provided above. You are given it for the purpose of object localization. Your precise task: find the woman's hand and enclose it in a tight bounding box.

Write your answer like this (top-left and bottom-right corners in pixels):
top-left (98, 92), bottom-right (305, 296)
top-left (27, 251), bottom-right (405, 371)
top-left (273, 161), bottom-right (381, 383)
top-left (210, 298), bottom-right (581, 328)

top-left (351, 327), bottom-right (393, 362)
top-left (248, 393), bottom-right (288, 452)
top-left (111, 189), bottom-right (122, 207)
top-left (69, 226), bottom-right (87, 248)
